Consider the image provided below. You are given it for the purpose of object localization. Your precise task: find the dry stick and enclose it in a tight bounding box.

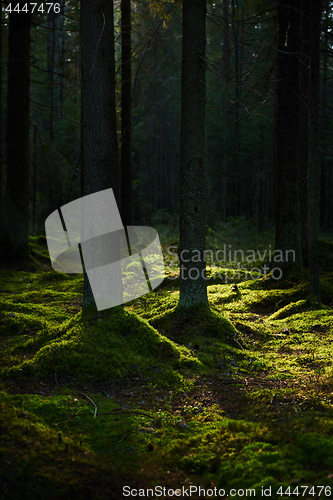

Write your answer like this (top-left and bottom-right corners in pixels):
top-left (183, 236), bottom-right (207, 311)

top-left (79, 393), bottom-right (97, 418)
top-left (233, 337), bottom-right (244, 350)
top-left (137, 365), bottom-right (143, 380)
top-left (118, 434), bottom-right (128, 444)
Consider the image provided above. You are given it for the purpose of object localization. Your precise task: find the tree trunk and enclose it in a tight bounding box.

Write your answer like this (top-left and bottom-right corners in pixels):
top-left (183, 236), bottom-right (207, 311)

top-left (0, 6), bottom-right (2, 231)
top-left (308, 0), bottom-right (322, 305)
top-left (81, 0), bottom-right (119, 308)
top-left (219, 0), bottom-right (230, 222)
top-left (1, 5), bottom-right (31, 259)
top-left (298, 0), bottom-right (310, 266)
top-left (275, 0), bottom-right (302, 273)
top-left (321, 0), bottom-right (330, 229)
top-left (120, 0), bottom-right (133, 226)
top-left (47, 0), bottom-right (64, 210)
top-left (231, 0), bottom-right (242, 216)
top-left (59, 0), bottom-right (66, 120)
top-left (47, 3), bottom-right (56, 143)
top-left (222, 0), bottom-right (231, 79)
top-left (178, 0), bottom-right (208, 310)
top-left (47, 0), bottom-right (66, 132)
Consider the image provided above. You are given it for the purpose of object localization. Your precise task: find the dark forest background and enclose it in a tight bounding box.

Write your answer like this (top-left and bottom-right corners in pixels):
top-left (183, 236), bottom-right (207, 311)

top-left (0, 0), bottom-right (332, 237)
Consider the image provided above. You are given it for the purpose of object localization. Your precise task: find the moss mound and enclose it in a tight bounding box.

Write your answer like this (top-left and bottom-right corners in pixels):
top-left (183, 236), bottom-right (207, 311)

top-left (3, 307), bottom-right (200, 386)
top-left (269, 299), bottom-right (309, 320)
top-left (150, 306), bottom-right (238, 344)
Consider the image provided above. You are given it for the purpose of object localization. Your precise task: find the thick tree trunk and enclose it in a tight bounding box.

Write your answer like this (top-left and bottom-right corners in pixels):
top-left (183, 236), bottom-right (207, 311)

top-left (178, 0), bottom-right (208, 310)
top-left (221, 0), bottom-right (230, 222)
top-left (321, 0), bottom-right (330, 229)
top-left (47, 0), bottom-right (66, 131)
top-left (81, 0), bottom-right (119, 308)
top-left (1, 5), bottom-right (31, 259)
top-left (275, 0), bottom-right (302, 273)
top-left (231, 0), bottom-right (242, 216)
top-left (308, 0), bottom-right (322, 305)
top-left (47, 0), bottom-right (64, 210)
top-left (298, 0), bottom-right (310, 266)
top-left (120, 0), bottom-right (133, 226)
top-left (0, 7), bottom-right (2, 231)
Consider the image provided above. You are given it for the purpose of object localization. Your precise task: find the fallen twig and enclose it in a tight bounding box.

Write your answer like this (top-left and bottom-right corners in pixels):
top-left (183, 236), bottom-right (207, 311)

top-left (79, 393), bottom-right (97, 418)
top-left (137, 365), bottom-right (144, 380)
top-left (118, 434), bottom-right (128, 443)
top-left (233, 337), bottom-right (244, 350)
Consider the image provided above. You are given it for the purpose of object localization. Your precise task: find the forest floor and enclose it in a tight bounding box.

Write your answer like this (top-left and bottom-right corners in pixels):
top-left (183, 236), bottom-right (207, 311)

top-left (1, 219), bottom-right (333, 500)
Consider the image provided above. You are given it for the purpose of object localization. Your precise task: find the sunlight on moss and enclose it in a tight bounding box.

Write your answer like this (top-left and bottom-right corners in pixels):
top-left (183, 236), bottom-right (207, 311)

top-left (3, 308), bottom-right (202, 387)
top-left (1, 234), bottom-right (333, 497)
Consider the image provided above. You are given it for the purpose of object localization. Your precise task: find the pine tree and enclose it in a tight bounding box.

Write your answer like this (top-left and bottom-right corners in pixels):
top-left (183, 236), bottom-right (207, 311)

top-left (1, 4), bottom-right (31, 259)
top-left (178, 0), bottom-right (208, 310)
top-left (308, 0), bottom-right (322, 305)
top-left (120, 0), bottom-right (133, 226)
top-left (275, 0), bottom-right (303, 273)
top-left (81, 0), bottom-right (119, 307)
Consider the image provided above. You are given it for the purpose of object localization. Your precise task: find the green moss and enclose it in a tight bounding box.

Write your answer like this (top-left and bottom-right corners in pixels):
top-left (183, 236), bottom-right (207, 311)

top-left (29, 235), bottom-right (47, 245)
top-left (270, 308), bottom-right (333, 333)
top-left (4, 308), bottom-right (200, 387)
top-left (207, 281), bottom-right (309, 315)
top-left (0, 396), bottom-right (130, 499)
top-left (269, 300), bottom-right (309, 320)
top-left (162, 416), bottom-right (333, 496)
top-left (150, 306), bottom-right (238, 340)
top-left (1, 227), bottom-right (333, 496)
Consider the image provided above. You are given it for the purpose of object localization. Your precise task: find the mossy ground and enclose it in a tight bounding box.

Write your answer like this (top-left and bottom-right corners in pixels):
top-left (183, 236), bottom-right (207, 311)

top-left (1, 228), bottom-right (333, 499)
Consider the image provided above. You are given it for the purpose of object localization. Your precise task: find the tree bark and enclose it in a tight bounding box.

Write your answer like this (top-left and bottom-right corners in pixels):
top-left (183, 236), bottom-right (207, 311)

top-left (1, 5), bottom-right (31, 259)
top-left (120, 0), bottom-right (133, 226)
top-left (59, 0), bottom-right (66, 120)
top-left (275, 0), bottom-right (303, 272)
top-left (47, 4), bottom-right (56, 143)
top-left (178, 0), bottom-right (208, 310)
top-left (308, 0), bottom-right (322, 305)
top-left (231, 0), bottom-right (242, 216)
top-left (81, 0), bottom-right (119, 307)
top-left (321, 0), bottom-right (330, 229)
top-left (0, 7), bottom-right (2, 231)
top-left (298, 0), bottom-right (310, 266)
